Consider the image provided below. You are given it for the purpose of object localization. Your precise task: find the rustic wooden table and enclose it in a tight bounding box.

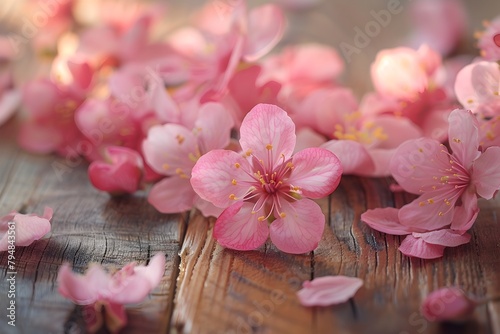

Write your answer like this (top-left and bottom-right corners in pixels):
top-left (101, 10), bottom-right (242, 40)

top-left (1, 1), bottom-right (500, 333)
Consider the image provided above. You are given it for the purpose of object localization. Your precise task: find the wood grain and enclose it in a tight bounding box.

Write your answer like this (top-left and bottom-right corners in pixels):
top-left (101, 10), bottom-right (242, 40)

top-left (0, 120), bottom-right (186, 334)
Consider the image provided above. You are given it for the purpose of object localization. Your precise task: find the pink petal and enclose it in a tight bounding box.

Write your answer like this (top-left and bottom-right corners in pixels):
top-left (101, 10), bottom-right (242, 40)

top-left (243, 4), bottom-right (285, 62)
top-left (321, 140), bottom-right (375, 176)
top-left (421, 287), bottom-right (477, 322)
top-left (398, 235), bottom-right (445, 259)
top-left (472, 146), bottom-right (500, 199)
top-left (214, 202), bottom-right (269, 251)
top-left (66, 60), bottom-right (93, 92)
top-left (413, 230), bottom-right (471, 247)
top-left (191, 150), bottom-right (254, 208)
top-left (195, 102), bottom-right (234, 152)
top-left (390, 137), bottom-right (451, 194)
top-left (447, 109), bottom-right (480, 169)
top-left (142, 124), bottom-right (197, 176)
top-left (148, 177), bottom-right (196, 214)
top-left (361, 207), bottom-right (423, 235)
top-left (368, 115), bottom-right (422, 149)
top-left (287, 148), bottom-right (342, 198)
top-left (239, 104), bottom-right (296, 166)
top-left (57, 264), bottom-right (109, 305)
top-left (88, 146), bottom-right (143, 194)
top-left (193, 195), bottom-right (224, 218)
top-left (294, 128), bottom-right (327, 153)
top-left (367, 148), bottom-right (396, 177)
top-left (269, 199), bottom-right (325, 254)
top-left (18, 122), bottom-right (63, 154)
top-left (297, 276), bottom-right (364, 307)
top-left (451, 190), bottom-right (479, 231)
top-left (148, 77), bottom-right (181, 124)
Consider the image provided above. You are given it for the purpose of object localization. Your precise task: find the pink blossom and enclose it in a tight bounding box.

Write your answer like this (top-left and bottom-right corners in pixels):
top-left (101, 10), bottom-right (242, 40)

top-left (143, 102), bottom-right (234, 217)
top-left (421, 287), bottom-right (477, 321)
top-left (191, 104), bottom-right (342, 254)
top-left (0, 207), bottom-right (53, 251)
top-left (18, 59), bottom-right (94, 155)
top-left (454, 61), bottom-right (500, 117)
top-left (58, 253), bottom-right (165, 333)
top-left (361, 109), bottom-right (500, 258)
top-left (297, 276), bottom-right (364, 307)
top-left (88, 146), bottom-right (143, 195)
top-left (477, 16), bottom-right (500, 61)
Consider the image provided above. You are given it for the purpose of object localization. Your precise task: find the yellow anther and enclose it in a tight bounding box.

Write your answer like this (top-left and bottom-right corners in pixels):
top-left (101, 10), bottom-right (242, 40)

top-left (266, 144), bottom-right (273, 150)
top-left (418, 148), bottom-right (424, 153)
top-left (279, 212), bottom-right (286, 218)
top-left (176, 134), bottom-right (185, 144)
top-left (419, 201), bottom-right (425, 207)
top-left (229, 194), bottom-right (238, 200)
top-left (453, 138), bottom-right (461, 143)
top-left (440, 176), bottom-right (449, 183)
top-left (292, 186), bottom-right (300, 192)
top-left (467, 99), bottom-right (474, 104)
top-left (258, 216), bottom-right (266, 221)
top-left (231, 179), bottom-right (237, 185)
top-left (245, 149), bottom-right (252, 156)
top-left (162, 163), bottom-right (170, 171)
top-left (427, 199), bottom-right (434, 204)
top-left (286, 162), bottom-right (294, 169)
top-left (235, 163), bottom-right (241, 168)
top-left (438, 212), bottom-right (444, 216)
top-left (176, 168), bottom-right (189, 179)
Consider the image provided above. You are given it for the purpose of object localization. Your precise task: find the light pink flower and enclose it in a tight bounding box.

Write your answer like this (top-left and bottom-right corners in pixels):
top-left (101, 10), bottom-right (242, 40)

top-left (297, 276), bottom-right (363, 307)
top-left (58, 253), bottom-right (165, 333)
top-left (421, 287), bottom-right (477, 322)
top-left (0, 207), bottom-right (53, 251)
top-left (191, 104), bottom-right (342, 254)
top-left (88, 146), bottom-right (143, 195)
top-left (361, 109), bottom-right (500, 258)
top-left (454, 61), bottom-right (500, 117)
top-left (477, 16), bottom-right (500, 61)
top-left (143, 102), bottom-right (234, 217)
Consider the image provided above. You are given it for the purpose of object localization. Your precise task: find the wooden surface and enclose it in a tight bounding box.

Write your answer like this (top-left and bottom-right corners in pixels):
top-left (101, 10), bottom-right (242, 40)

top-left (0, 117), bottom-right (499, 334)
top-left (1, 1), bottom-right (500, 333)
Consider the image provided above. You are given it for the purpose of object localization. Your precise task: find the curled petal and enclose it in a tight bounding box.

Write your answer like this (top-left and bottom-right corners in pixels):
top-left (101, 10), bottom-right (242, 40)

top-left (57, 264), bottom-right (109, 305)
top-left (287, 148), bottom-right (342, 198)
top-left (269, 199), bottom-right (325, 254)
top-left (239, 104), bottom-right (296, 167)
top-left (214, 202), bottom-right (269, 251)
top-left (451, 190), bottom-right (479, 232)
top-left (297, 276), bottom-right (364, 307)
top-left (0, 209), bottom-right (53, 251)
top-left (447, 109), bottom-right (480, 170)
top-left (412, 230), bottom-right (471, 247)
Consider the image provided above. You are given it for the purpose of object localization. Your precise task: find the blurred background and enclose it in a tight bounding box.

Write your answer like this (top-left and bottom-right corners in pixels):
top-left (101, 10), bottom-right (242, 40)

top-left (1, 0), bottom-right (500, 96)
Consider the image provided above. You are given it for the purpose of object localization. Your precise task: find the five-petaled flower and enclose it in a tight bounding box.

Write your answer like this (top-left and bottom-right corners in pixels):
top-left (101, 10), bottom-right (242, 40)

top-left (362, 109), bottom-right (500, 259)
top-left (191, 104), bottom-right (342, 254)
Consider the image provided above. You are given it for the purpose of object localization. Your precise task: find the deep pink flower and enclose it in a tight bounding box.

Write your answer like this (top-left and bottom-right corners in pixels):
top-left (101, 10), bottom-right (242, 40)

top-left (88, 146), bottom-right (143, 195)
top-left (143, 102), bottom-right (234, 217)
top-left (191, 104), bottom-right (342, 254)
top-left (297, 276), bottom-right (363, 307)
top-left (421, 287), bottom-right (477, 322)
top-left (477, 16), bottom-right (500, 61)
top-left (0, 207), bottom-right (53, 251)
top-left (454, 61), bottom-right (500, 117)
top-left (58, 253), bottom-right (165, 333)
top-left (361, 109), bottom-right (500, 258)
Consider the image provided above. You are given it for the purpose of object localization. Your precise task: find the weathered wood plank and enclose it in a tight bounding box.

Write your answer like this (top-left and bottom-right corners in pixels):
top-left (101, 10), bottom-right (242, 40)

top-left (171, 175), bottom-right (500, 334)
top-left (0, 121), bottom-right (186, 334)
